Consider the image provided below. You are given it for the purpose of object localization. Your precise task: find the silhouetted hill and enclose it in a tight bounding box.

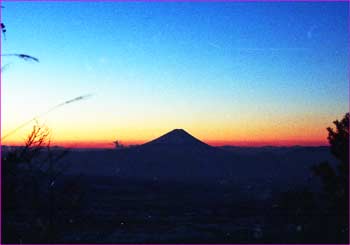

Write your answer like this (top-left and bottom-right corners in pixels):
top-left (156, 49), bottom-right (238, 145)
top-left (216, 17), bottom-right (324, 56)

top-left (51, 129), bottom-right (335, 189)
top-left (109, 129), bottom-right (232, 182)
top-left (141, 129), bottom-right (211, 150)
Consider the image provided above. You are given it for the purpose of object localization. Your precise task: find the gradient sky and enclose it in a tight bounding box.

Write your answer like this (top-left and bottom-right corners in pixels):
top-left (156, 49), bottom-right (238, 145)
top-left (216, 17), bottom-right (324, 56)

top-left (1, 1), bottom-right (349, 148)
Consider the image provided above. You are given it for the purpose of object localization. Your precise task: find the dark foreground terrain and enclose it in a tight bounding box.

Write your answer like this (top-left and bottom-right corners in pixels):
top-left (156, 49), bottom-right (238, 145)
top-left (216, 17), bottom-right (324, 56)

top-left (2, 143), bottom-right (348, 244)
top-left (3, 176), bottom-right (346, 244)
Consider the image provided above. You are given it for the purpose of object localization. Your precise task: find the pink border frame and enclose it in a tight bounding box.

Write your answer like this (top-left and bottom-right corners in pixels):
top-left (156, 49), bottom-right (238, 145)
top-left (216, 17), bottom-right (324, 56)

top-left (0, 0), bottom-right (349, 244)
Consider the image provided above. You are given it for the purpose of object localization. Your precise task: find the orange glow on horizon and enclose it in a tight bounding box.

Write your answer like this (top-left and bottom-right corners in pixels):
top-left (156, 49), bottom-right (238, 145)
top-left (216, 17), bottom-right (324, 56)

top-left (3, 137), bottom-right (328, 149)
top-left (1, 114), bottom-right (331, 149)
top-left (208, 139), bottom-right (328, 147)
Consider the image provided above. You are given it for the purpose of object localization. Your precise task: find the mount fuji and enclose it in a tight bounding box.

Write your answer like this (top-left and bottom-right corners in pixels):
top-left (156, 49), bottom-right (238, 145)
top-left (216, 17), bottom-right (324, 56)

top-left (141, 129), bottom-right (211, 149)
top-left (64, 129), bottom-right (333, 185)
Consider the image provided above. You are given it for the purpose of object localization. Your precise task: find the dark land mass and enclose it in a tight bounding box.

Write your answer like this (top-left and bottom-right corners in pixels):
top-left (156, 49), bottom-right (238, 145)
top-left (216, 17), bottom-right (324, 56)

top-left (2, 129), bottom-right (346, 243)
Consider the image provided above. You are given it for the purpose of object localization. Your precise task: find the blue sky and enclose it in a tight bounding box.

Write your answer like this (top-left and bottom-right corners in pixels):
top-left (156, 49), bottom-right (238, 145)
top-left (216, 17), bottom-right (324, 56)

top-left (1, 1), bottom-right (349, 147)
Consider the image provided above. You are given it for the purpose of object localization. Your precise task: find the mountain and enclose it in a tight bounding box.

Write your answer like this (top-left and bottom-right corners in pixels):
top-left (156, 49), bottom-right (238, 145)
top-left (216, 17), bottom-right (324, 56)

top-left (140, 129), bottom-right (212, 150)
top-left (61, 129), bottom-right (335, 186)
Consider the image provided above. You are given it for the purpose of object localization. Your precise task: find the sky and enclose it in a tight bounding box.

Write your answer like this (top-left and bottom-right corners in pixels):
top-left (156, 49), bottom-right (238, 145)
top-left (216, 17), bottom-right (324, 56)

top-left (1, 1), bottom-right (349, 148)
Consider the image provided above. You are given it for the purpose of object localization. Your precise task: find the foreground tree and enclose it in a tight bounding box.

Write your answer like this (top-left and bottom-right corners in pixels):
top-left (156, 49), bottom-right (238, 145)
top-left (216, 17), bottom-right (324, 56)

top-left (2, 123), bottom-right (85, 243)
top-left (270, 113), bottom-right (349, 243)
top-left (312, 113), bottom-right (349, 241)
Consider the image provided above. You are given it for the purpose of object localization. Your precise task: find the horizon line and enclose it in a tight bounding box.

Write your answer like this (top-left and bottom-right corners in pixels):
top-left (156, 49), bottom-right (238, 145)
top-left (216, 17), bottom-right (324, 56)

top-left (2, 140), bottom-right (329, 149)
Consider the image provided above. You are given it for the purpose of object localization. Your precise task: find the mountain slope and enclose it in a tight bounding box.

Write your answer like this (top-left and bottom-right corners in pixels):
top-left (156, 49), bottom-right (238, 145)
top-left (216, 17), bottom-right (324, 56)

top-left (62, 129), bottom-right (334, 186)
top-left (141, 129), bottom-right (212, 150)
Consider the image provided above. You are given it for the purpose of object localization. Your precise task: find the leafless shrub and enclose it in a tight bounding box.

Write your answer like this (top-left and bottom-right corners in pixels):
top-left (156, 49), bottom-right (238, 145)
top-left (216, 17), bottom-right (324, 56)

top-left (2, 122), bottom-right (84, 243)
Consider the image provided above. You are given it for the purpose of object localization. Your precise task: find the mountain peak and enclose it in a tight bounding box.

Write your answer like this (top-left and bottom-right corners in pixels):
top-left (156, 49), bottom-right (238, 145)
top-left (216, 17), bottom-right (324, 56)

top-left (142, 129), bottom-right (210, 148)
top-left (172, 128), bottom-right (186, 132)
top-left (168, 128), bottom-right (189, 135)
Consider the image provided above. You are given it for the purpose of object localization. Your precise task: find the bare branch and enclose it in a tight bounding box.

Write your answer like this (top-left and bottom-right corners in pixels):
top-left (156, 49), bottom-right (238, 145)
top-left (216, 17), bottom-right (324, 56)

top-left (2, 53), bottom-right (39, 62)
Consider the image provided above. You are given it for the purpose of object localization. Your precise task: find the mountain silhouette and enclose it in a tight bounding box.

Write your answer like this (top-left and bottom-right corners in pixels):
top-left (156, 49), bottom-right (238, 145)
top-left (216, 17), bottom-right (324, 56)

top-left (63, 129), bottom-right (335, 185)
top-left (141, 129), bottom-right (211, 149)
